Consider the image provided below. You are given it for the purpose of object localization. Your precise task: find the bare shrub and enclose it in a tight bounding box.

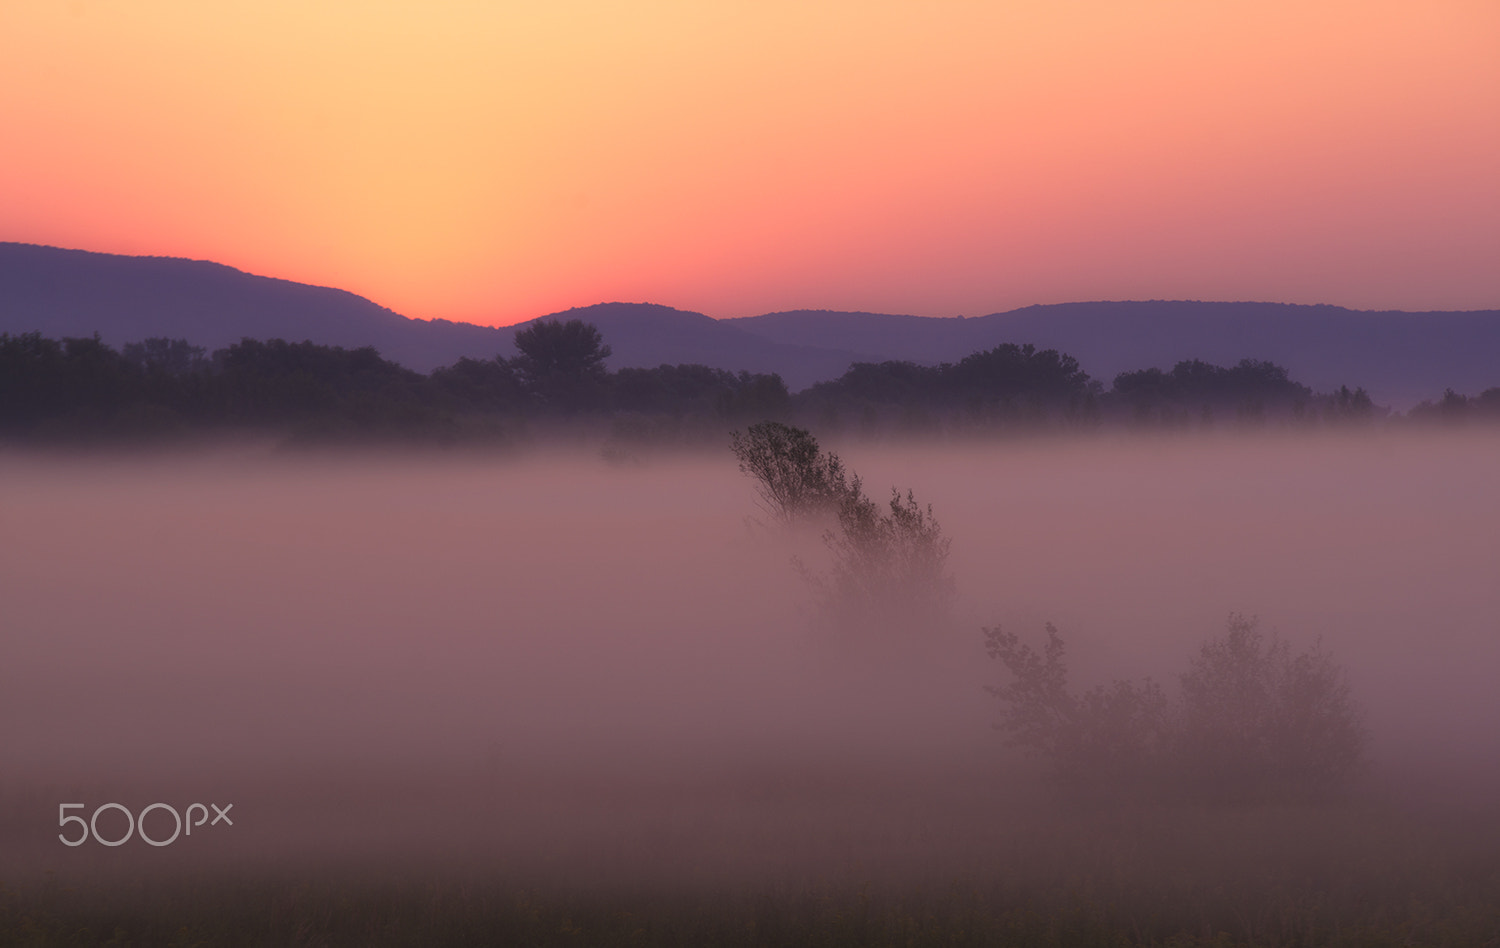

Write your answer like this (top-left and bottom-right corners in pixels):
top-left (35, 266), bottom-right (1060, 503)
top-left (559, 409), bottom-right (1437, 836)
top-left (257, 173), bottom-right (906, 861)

top-left (804, 487), bottom-right (956, 639)
top-left (1175, 614), bottom-right (1366, 801)
top-left (729, 422), bottom-right (858, 523)
top-left (731, 422), bottom-right (954, 638)
top-left (984, 623), bottom-right (1171, 790)
top-left (985, 615), bottom-right (1366, 801)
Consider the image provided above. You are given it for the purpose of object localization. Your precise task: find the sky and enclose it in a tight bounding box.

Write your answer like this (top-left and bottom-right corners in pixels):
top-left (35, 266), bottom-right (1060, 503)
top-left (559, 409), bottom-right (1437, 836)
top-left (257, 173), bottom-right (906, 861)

top-left (2, 0), bottom-right (1496, 326)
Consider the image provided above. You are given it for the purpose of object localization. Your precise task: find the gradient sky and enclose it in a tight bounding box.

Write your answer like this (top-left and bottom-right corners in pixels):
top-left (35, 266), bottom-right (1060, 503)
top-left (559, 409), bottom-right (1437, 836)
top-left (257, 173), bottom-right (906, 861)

top-left (2, 0), bottom-right (1496, 326)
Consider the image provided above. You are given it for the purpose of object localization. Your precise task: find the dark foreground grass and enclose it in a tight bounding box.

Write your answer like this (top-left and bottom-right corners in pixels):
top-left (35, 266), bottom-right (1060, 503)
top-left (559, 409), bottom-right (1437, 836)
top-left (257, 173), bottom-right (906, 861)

top-left (7, 776), bottom-right (1500, 947)
top-left (3, 883), bottom-right (1497, 948)
top-left (5, 860), bottom-right (1498, 948)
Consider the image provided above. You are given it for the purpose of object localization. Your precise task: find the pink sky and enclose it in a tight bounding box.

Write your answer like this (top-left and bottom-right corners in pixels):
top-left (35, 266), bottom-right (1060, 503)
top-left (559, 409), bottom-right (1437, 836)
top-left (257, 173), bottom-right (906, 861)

top-left (2, 0), bottom-right (1496, 325)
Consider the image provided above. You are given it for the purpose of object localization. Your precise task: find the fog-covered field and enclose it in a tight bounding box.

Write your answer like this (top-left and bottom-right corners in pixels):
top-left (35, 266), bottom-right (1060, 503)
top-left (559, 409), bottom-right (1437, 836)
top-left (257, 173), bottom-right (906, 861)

top-left (2, 430), bottom-right (1498, 943)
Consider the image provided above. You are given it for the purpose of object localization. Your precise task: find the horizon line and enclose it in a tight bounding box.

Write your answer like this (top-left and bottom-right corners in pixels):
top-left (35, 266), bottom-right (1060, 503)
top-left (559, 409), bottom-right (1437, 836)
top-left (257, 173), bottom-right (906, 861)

top-left (6, 240), bottom-right (1499, 330)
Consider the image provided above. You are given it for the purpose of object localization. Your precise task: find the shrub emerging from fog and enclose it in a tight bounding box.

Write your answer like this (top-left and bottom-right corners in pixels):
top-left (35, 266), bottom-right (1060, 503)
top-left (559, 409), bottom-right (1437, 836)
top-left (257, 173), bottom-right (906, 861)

top-left (985, 614), bottom-right (1366, 801)
top-left (731, 421), bottom-right (860, 522)
top-left (802, 486), bottom-right (956, 639)
top-left (732, 422), bottom-right (954, 638)
top-left (983, 623), bottom-right (1173, 787)
top-left (1175, 615), bottom-right (1366, 799)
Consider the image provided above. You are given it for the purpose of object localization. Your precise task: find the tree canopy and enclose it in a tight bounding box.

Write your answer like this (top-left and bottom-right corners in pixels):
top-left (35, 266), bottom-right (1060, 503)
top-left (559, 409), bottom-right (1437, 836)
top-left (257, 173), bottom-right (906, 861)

top-left (514, 319), bottom-right (612, 381)
top-left (0, 321), bottom-right (1488, 444)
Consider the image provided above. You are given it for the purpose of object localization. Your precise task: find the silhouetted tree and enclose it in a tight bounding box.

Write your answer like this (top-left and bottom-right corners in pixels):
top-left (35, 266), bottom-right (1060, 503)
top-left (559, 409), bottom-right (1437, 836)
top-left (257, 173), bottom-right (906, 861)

top-left (611, 365), bottom-right (782, 418)
top-left (429, 356), bottom-right (528, 413)
top-left (1476, 387), bottom-right (1500, 420)
top-left (122, 338), bottom-right (208, 376)
top-left (1112, 359), bottom-right (1312, 427)
top-left (1406, 388), bottom-right (1476, 426)
top-left (209, 338), bottom-right (443, 437)
top-left (1438, 388), bottom-right (1471, 423)
top-left (730, 422), bottom-right (857, 522)
top-left (0, 332), bottom-right (138, 434)
top-left (716, 371), bottom-right (791, 422)
top-left (949, 344), bottom-right (1094, 404)
top-left (731, 422), bottom-right (954, 638)
top-left (1326, 385), bottom-right (1375, 424)
top-left (513, 319), bottom-right (611, 410)
top-left (793, 344), bottom-right (1097, 434)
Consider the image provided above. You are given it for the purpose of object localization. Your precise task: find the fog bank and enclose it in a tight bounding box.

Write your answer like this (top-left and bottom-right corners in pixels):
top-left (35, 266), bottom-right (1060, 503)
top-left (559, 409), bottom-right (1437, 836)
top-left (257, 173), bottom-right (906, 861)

top-left (3, 431), bottom-right (1497, 884)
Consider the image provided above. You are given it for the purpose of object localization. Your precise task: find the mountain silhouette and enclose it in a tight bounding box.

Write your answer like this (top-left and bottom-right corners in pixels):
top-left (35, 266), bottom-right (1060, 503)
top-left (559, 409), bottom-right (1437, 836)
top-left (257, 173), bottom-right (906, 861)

top-left (728, 303), bottom-right (1500, 407)
top-left (4, 242), bottom-right (1497, 405)
top-left (0, 243), bottom-right (865, 389)
top-left (0, 243), bottom-right (513, 372)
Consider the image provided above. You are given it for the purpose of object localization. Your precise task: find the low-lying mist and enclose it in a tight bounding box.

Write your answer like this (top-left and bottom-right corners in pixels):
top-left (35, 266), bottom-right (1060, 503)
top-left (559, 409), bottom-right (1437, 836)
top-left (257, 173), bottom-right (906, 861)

top-left (3, 430), bottom-right (1498, 898)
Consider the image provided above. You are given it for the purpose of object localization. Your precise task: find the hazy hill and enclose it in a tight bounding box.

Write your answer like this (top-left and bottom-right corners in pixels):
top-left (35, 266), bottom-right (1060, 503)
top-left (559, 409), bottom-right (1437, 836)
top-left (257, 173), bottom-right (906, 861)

top-left (0, 244), bottom-right (864, 388)
top-left (0, 243), bottom-right (515, 372)
top-left (4, 243), bottom-right (1498, 405)
top-left (729, 302), bottom-right (1500, 408)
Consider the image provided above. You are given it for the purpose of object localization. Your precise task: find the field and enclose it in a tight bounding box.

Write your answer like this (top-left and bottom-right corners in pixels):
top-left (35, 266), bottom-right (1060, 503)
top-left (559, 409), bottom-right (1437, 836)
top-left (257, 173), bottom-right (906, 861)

top-left (3, 429), bottom-right (1498, 945)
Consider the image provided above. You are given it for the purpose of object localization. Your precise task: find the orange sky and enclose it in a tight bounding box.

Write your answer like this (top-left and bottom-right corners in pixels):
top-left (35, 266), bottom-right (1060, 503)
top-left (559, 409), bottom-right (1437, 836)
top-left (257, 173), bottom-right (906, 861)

top-left (2, 0), bottom-right (1497, 325)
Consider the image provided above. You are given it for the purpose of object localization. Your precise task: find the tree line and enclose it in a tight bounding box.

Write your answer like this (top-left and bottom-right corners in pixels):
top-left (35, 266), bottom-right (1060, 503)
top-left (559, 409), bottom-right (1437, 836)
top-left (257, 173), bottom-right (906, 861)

top-left (1, 318), bottom-right (1495, 442)
top-left (0, 321), bottom-right (788, 442)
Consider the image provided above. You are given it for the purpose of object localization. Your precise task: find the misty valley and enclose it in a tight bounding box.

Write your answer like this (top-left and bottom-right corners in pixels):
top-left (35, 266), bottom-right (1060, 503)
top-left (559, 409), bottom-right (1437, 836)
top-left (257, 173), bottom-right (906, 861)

top-left (2, 428), bottom-right (1498, 945)
top-left (7, 0), bottom-right (1497, 939)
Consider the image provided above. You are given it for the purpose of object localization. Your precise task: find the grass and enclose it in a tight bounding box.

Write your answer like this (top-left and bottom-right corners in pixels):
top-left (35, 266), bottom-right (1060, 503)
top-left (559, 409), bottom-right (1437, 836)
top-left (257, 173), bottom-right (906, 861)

top-left (4, 875), bottom-right (1497, 947)
top-left (5, 792), bottom-right (1499, 947)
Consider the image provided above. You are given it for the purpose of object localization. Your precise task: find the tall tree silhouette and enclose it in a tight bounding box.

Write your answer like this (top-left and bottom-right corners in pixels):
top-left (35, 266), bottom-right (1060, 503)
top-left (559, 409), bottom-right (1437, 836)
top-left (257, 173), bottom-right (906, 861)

top-left (513, 319), bottom-right (611, 410)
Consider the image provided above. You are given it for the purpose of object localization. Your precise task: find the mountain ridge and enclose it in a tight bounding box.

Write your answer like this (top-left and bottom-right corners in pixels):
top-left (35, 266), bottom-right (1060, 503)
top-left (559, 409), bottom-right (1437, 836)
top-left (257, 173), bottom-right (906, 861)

top-left (3, 242), bottom-right (1498, 406)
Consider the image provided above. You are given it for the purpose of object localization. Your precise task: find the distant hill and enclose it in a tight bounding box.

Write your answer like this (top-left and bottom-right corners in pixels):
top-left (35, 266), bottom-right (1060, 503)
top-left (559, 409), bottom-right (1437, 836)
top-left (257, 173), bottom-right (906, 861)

top-left (0, 243), bottom-right (515, 373)
top-left (4, 243), bottom-right (1498, 405)
top-left (0, 243), bottom-right (864, 388)
top-left (728, 303), bottom-right (1500, 408)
